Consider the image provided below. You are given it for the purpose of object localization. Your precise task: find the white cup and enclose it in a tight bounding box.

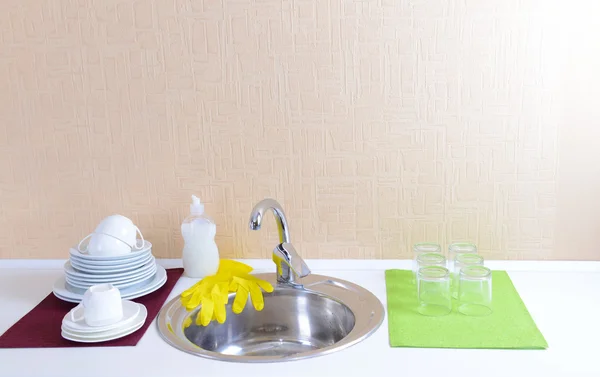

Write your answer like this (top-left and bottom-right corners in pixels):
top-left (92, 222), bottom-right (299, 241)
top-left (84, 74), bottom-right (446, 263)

top-left (70, 284), bottom-right (123, 327)
top-left (77, 214), bottom-right (145, 256)
top-left (81, 232), bottom-right (133, 256)
top-left (94, 214), bottom-right (144, 249)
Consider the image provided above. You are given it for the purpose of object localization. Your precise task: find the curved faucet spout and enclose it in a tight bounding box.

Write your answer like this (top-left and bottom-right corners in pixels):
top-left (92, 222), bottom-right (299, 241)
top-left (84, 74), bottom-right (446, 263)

top-left (248, 199), bottom-right (290, 244)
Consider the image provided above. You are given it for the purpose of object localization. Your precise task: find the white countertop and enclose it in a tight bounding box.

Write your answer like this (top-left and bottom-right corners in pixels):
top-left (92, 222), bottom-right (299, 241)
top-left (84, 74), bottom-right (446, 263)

top-left (1, 259), bottom-right (599, 377)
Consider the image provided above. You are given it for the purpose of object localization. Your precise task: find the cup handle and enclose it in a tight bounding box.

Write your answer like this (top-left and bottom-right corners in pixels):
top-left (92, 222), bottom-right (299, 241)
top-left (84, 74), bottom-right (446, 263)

top-left (97, 233), bottom-right (133, 248)
top-left (80, 233), bottom-right (133, 252)
top-left (133, 226), bottom-right (145, 250)
top-left (69, 304), bottom-right (85, 322)
top-left (77, 234), bottom-right (93, 253)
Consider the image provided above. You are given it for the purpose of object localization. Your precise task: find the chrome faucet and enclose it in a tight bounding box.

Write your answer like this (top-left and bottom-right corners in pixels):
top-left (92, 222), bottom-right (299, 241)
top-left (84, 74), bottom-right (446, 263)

top-left (248, 199), bottom-right (311, 286)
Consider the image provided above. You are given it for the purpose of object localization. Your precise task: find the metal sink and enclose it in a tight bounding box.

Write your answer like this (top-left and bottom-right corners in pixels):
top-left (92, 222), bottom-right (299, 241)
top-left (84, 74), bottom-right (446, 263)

top-left (157, 198), bottom-right (384, 362)
top-left (157, 273), bottom-right (384, 362)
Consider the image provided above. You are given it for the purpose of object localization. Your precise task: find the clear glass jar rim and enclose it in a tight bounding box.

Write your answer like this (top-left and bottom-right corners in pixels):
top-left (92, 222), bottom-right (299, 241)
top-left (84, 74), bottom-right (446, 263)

top-left (413, 242), bottom-right (441, 253)
top-left (448, 242), bottom-right (477, 253)
top-left (417, 252), bottom-right (446, 265)
top-left (459, 265), bottom-right (491, 279)
top-left (418, 266), bottom-right (449, 280)
top-left (455, 253), bottom-right (483, 265)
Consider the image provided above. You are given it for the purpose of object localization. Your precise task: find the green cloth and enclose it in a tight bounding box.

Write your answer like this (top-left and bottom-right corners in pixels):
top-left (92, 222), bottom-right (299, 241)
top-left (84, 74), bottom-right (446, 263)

top-left (385, 269), bottom-right (548, 349)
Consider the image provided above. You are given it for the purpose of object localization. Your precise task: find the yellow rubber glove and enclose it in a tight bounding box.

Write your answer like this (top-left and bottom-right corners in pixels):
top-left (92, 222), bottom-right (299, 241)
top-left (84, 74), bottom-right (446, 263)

top-left (229, 274), bottom-right (274, 314)
top-left (180, 260), bottom-right (274, 327)
top-left (180, 276), bottom-right (230, 326)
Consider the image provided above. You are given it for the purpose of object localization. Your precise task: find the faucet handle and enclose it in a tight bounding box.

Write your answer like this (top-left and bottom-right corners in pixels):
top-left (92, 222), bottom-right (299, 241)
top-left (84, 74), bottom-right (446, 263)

top-left (273, 243), bottom-right (311, 285)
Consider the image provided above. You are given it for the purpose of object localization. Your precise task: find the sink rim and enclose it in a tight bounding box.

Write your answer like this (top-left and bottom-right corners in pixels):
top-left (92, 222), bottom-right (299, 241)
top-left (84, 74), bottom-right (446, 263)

top-left (157, 273), bottom-right (385, 363)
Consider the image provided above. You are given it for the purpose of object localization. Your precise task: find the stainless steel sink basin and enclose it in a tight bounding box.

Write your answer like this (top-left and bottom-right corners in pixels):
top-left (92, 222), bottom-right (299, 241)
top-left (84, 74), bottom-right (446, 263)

top-left (157, 273), bottom-right (384, 362)
top-left (157, 198), bottom-right (384, 362)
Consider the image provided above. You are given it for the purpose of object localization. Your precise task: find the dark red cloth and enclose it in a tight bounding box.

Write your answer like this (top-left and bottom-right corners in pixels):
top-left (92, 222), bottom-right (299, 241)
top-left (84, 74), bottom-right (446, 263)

top-left (0, 268), bottom-right (183, 348)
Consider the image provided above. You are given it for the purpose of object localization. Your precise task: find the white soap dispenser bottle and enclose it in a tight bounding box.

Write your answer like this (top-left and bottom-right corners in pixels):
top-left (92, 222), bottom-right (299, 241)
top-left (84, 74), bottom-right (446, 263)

top-left (181, 195), bottom-right (219, 278)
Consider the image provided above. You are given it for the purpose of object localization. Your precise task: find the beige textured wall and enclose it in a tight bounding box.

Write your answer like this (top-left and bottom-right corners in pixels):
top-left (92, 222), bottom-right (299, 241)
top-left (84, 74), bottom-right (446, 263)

top-left (0, 0), bottom-right (598, 260)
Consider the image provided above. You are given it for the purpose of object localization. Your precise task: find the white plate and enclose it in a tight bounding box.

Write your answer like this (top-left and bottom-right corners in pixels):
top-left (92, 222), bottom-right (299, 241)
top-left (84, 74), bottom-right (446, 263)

top-left (68, 240), bottom-right (152, 261)
top-left (66, 265), bottom-right (156, 290)
top-left (53, 265), bottom-right (167, 303)
top-left (62, 300), bottom-right (141, 333)
top-left (53, 292), bottom-right (79, 303)
top-left (69, 249), bottom-right (152, 266)
top-left (121, 273), bottom-right (167, 299)
top-left (63, 272), bottom-right (161, 299)
top-left (70, 255), bottom-right (154, 273)
top-left (64, 260), bottom-right (155, 281)
top-left (52, 274), bottom-right (167, 303)
top-left (53, 272), bottom-right (168, 303)
top-left (70, 252), bottom-right (152, 270)
top-left (61, 305), bottom-right (147, 343)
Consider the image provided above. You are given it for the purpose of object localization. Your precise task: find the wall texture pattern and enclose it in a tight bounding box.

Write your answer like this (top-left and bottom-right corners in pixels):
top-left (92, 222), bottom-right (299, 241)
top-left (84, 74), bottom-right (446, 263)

top-left (0, 0), bottom-right (593, 260)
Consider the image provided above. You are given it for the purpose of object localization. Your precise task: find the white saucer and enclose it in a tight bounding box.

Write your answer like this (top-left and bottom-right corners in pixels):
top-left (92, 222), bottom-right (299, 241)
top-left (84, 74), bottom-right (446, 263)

top-left (70, 255), bottom-right (154, 272)
top-left (62, 305), bottom-right (147, 343)
top-left (69, 249), bottom-right (152, 266)
top-left (66, 265), bottom-right (156, 290)
top-left (62, 300), bottom-right (141, 333)
top-left (62, 321), bottom-right (144, 343)
top-left (53, 265), bottom-right (167, 303)
top-left (64, 260), bottom-right (155, 281)
top-left (69, 240), bottom-right (152, 261)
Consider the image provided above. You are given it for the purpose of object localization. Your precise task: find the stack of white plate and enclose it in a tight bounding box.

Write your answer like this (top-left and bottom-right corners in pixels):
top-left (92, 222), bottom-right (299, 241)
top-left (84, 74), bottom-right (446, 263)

top-left (53, 241), bottom-right (167, 303)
